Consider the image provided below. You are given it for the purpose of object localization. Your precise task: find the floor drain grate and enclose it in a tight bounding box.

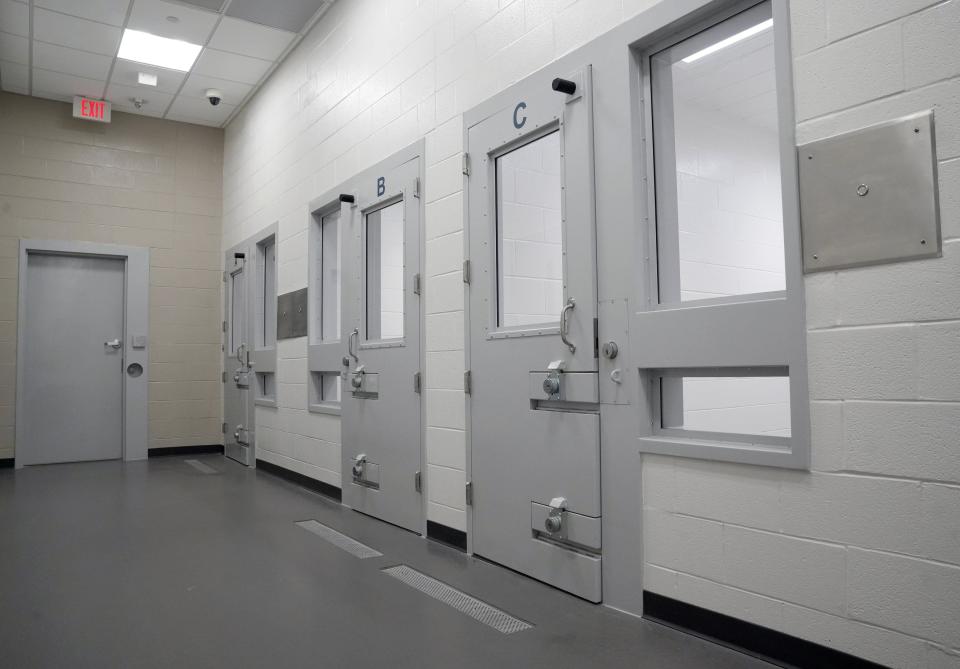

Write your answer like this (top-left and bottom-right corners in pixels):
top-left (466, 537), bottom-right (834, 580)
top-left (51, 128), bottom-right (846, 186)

top-left (295, 520), bottom-right (383, 559)
top-left (185, 459), bottom-right (218, 474)
top-left (382, 565), bottom-right (533, 634)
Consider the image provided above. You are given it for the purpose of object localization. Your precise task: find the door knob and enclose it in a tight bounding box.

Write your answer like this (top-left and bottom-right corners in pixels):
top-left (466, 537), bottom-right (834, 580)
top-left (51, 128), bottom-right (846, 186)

top-left (104, 339), bottom-right (121, 349)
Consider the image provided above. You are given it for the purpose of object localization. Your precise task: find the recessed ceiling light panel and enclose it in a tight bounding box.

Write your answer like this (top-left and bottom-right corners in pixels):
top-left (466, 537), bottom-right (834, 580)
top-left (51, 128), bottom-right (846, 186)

top-left (138, 72), bottom-right (158, 86)
top-left (118, 29), bottom-right (202, 72)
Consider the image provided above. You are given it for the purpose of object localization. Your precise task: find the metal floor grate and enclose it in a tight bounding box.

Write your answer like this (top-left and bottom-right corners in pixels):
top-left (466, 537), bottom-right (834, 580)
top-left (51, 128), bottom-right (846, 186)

top-left (295, 520), bottom-right (383, 559)
top-left (185, 459), bottom-right (218, 474)
top-left (382, 565), bottom-right (533, 634)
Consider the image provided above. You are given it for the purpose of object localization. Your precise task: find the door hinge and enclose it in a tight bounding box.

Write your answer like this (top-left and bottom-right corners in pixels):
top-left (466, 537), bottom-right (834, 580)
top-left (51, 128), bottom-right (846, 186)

top-left (222, 271), bottom-right (227, 283)
top-left (222, 371), bottom-right (227, 383)
top-left (413, 272), bottom-right (421, 295)
top-left (463, 370), bottom-right (471, 395)
top-left (222, 320), bottom-right (228, 333)
top-left (221, 422), bottom-right (227, 434)
top-left (465, 481), bottom-right (473, 506)
top-left (415, 470), bottom-right (422, 493)
top-left (462, 259), bottom-right (470, 284)
top-left (461, 152), bottom-right (470, 176)
top-left (412, 176), bottom-right (420, 199)
top-left (414, 371), bottom-right (422, 394)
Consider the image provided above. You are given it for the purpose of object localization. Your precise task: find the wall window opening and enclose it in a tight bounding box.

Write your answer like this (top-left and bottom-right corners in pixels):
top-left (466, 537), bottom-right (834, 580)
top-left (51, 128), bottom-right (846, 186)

top-left (651, 0), bottom-right (785, 304)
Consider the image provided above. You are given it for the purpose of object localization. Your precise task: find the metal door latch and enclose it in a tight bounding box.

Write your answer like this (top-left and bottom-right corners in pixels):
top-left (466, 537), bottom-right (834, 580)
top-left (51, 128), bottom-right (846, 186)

top-left (352, 453), bottom-right (367, 481)
top-left (542, 360), bottom-right (565, 400)
top-left (544, 497), bottom-right (567, 534)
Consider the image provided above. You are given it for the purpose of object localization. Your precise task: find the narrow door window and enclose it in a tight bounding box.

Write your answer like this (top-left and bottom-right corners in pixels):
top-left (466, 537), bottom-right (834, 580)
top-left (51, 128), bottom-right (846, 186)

top-left (261, 239), bottom-right (276, 347)
top-left (496, 131), bottom-right (563, 327)
top-left (320, 214), bottom-right (340, 341)
top-left (365, 201), bottom-right (404, 340)
top-left (230, 269), bottom-right (244, 354)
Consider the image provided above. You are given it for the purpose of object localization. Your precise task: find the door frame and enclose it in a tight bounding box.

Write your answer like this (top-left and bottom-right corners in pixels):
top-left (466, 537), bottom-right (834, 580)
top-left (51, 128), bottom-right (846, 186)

top-left (15, 240), bottom-right (150, 468)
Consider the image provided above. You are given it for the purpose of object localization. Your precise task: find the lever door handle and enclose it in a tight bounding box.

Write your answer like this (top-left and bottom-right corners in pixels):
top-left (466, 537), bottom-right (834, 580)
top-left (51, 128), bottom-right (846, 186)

top-left (105, 339), bottom-right (121, 349)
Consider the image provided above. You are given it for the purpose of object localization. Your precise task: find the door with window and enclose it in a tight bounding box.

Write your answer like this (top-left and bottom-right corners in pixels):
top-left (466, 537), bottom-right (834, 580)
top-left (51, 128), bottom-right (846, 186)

top-left (465, 66), bottom-right (602, 601)
top-left (339, 150), bottom-right (423, 534)
top-left (224, 243), bottom-right (255, 466)
top-left (636, 0), bottom-right (809, 468)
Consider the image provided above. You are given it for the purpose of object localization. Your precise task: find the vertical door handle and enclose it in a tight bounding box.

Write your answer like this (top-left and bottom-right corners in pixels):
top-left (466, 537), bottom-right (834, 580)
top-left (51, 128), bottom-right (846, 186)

top-left (235, 342), bottom-right (246, 365)
top-left (560, 297), bottom-right (576, 354)
top-left (104, 339), bottom-right (121, 349)
top-left (348, 328), bottom-right (359, 363)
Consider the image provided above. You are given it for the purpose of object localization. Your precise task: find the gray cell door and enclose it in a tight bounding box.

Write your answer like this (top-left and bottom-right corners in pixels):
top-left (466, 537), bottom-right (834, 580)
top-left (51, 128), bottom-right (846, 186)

top-left (20, 253), bottom-right (125, 465)
top-left (224, 245), bottom-right (255, 466)
top-left (466, 66), bottom-right (602, 601)
top-left (341, 153), bottom-right (423, 534)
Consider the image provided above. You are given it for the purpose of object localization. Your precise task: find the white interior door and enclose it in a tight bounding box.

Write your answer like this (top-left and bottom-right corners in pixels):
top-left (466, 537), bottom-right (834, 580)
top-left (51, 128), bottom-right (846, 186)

top-left (466, 66), bottom-right (602, 601)
top-left (341, 154), bottom-right (423, 534)
top-left (224, 247), bottom-right (254, 466)
top-left (20, 253), bottom-right (125, 465)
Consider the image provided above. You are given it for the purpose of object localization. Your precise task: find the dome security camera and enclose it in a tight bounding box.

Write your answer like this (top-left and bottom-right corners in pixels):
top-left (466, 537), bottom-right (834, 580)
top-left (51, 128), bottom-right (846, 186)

top-left (205, 89), bottom-right (223, 106)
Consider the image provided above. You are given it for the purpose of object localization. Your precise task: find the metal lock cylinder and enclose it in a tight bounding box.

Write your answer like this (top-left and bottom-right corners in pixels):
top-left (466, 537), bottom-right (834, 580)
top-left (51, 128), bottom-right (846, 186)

top-left (352, 454), bottom-right (367, 480)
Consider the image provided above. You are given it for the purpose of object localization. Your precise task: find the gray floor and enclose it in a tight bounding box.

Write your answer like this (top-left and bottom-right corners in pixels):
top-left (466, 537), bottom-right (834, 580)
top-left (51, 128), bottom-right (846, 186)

top-left (0, 456), bottom-right (774, 669)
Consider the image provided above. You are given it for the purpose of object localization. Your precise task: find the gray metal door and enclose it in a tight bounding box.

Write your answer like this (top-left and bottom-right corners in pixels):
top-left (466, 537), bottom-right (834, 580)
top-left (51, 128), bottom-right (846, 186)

top-left (342, 154), bottom-right (423, 534)
top-left (466, 66), bottom-right (602, 601)
top-left (224, 246), bottom-right (255, 466)
top-left (21, 253), bottom-right (125, 464)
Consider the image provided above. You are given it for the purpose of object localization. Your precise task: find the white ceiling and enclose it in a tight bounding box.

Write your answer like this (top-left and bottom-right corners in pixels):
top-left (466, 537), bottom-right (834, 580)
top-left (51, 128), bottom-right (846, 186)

top-left (0, 0), bottom-right (334, 127)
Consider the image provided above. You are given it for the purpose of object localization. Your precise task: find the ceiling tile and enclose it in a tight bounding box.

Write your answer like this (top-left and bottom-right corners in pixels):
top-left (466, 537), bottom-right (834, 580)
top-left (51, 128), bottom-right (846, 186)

top-left (180, 72), bottom-right (251, 106)
top-left (166, 94), bottom-right (236, 125)
top-left (192, 48), bottom-right (270, 85)
top-left (0, 60), bottom-right (29, 91)
top-left (172, 0), bottom-right (223, 11)
top-left (0, 0), bottom-right (29, 38)
top-left (107, 82), bottom-right (173, 116)
top-left (226, 0), bottom-right (327, 33)
top-left (110, 57), bottom-right (185, 93)
top-left (33, 8), bottom-right (122, 56)
top-left (32, 68), bottom-right (105, 100)
top-left (34, 42), bottom-right (113, 80)
top-left (34, 0), bottom-right (131, 27)
top-left (0, 31), bottom-right (28, 65)
top-left (127, 0), bottom-right (218, 45)
top-left (207, 17), bottom-right (294, 61)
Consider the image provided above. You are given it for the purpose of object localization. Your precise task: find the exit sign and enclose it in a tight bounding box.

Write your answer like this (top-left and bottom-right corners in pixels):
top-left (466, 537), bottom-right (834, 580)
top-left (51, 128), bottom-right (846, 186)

top-left (72, 96), bottom-right (111, 123)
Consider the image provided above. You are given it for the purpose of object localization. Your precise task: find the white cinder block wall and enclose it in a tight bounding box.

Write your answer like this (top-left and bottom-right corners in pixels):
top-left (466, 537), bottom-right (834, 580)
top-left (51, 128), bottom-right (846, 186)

top-left (222, 0), bottom-right (960, 665)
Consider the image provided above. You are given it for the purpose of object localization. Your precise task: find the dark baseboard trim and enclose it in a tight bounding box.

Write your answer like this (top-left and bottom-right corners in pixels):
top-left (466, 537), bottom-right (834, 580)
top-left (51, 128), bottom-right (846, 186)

top-left (148, 445), bottom-right (224, 457)
top-left (427, 520), bottom-right (467, 552)
top-left (643, 591), bottom-right (887, 669)
top-left (0, 458), bottom-right (13, 469)
top-left (256, 459), bottom-right (342, 502)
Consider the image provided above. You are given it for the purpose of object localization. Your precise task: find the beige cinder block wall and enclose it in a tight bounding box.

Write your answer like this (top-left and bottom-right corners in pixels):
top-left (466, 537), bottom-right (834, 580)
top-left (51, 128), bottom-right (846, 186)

top-left (0, 92), bottom-right (224, 460)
